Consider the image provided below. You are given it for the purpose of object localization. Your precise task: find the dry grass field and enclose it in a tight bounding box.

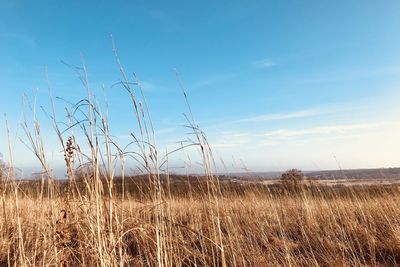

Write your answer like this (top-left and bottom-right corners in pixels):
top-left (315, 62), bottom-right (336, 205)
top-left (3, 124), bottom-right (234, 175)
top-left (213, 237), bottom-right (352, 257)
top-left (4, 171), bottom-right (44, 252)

top-left (1, 181), bottom-right (400, 266)
top-left (1, 58), bottom-right (400, 267)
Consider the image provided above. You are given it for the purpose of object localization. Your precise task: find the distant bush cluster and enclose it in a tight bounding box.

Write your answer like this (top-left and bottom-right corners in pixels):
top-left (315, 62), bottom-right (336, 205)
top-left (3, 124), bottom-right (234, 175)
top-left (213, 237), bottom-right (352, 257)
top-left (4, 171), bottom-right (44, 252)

top-left (281, 168), bottom-right (305, 187)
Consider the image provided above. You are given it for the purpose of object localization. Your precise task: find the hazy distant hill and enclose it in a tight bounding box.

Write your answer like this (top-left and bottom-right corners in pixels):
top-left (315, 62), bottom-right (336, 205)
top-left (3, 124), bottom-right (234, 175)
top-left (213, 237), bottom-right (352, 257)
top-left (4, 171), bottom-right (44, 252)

top-left (306, 167), bottom-right (400, 180)
top-left (222, 167), bottom-right (400, 180)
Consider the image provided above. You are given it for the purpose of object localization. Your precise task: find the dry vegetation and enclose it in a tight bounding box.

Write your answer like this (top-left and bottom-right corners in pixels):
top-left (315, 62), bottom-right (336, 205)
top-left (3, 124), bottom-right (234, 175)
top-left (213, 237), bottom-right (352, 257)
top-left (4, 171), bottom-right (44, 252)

top-left (1, 181), bottom-right (400, 266)
top-left (1, 49), bottom-right (400, 266)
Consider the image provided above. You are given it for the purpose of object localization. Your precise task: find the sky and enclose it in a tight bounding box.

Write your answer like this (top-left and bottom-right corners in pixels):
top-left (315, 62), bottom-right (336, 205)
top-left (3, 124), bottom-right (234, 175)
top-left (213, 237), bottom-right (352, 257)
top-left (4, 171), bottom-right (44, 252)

top-left (1, 1), bottom-right (400, 176)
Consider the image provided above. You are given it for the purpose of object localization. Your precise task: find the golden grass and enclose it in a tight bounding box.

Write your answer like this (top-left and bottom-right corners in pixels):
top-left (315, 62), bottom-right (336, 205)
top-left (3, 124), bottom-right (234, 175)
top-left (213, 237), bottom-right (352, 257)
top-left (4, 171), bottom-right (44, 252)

top-left (2, 47), bottom-right (400, 266)
top-left (1, 185), bottom-right (400, 266)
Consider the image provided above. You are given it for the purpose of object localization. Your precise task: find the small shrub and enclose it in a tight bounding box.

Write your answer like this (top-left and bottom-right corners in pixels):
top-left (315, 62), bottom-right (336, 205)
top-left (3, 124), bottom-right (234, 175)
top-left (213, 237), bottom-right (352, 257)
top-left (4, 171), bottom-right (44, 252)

top-left (281, 168), bottom-right (304, 187)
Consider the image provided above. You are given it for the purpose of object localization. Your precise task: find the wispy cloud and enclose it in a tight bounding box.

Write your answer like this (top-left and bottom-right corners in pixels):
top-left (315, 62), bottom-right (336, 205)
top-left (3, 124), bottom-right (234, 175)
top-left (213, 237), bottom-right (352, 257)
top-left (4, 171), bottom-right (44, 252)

top-left (252, 59), bottom-right (277, 68)
top-left (210, 121), bottom-right (400, 149)
top-left (261, 121), bottom-right (398, 138)
top-left (210, 143), bottom-right (241, 148)
top-left (116, 126), bottom-right (178, 141)
top-left (209, 132), bottom-right (251, 149)
top-left (260, 140), bottom-right (282, 146)
top-left (192, 73), bottom-right (236, 90)
top-left (139, 81), bottom-right (156, 91)
top-left (286, 65), bottom-right (400, 86)
top-left (132, 80), bottom-right (171, 92)
top-left (236, 109), bottom-right (325, 123)
top-left (155, 127), bottom-right (177, 135)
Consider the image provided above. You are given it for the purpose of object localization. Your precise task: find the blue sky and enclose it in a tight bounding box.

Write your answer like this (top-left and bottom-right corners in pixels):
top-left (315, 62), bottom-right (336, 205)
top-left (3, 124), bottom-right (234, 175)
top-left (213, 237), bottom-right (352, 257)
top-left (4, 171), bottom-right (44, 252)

top-left (1, 1), bottom-right (400, 175)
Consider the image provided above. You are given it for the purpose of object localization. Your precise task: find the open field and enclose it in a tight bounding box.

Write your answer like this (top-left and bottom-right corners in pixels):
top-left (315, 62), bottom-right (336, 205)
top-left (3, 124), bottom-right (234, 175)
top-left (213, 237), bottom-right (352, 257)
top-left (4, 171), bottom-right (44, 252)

top-left (1, 48), bottom-right (399, 267)
top-left (2, 2), bottom-right (400, 266)
top-left (1, 81), bottom-right (399, 266)
top-left (2, 89), bottom-right (400, 266)
top-left (1, 180), bottom-right (400, 266)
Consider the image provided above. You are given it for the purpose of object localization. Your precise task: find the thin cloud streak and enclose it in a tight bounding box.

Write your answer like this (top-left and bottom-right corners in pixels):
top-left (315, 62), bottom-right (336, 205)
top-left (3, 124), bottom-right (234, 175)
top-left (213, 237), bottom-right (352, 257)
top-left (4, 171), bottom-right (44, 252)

top-left (210, 143), bottom-right (241, 148)
top-left (191, 73), bottom-right (236, 90)
top-left (252, 59), bottom-right (277, 68)
top-left (209, 121), bottom-right (400, 150)
top-left (261, 121), bottom-right (399, 138)
top-left (236, 109), bottom-right (325, 123)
